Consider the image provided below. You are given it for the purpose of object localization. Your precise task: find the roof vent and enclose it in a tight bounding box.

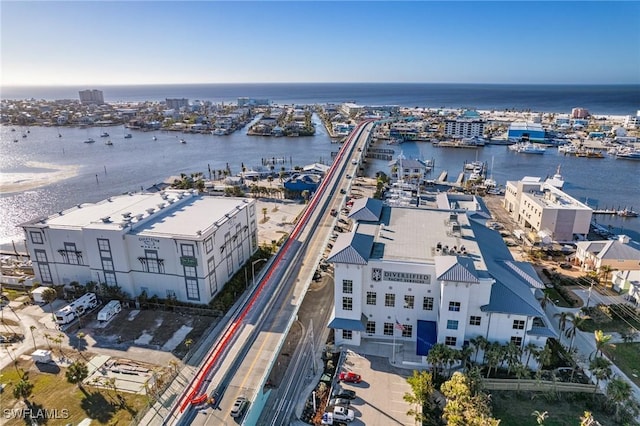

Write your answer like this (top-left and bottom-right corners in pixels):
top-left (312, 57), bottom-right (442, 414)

top-left (157, 203), bottom-right (165, 209)
top-left (146, 208), bottom-right (155, 214)
top-left (135, 214), bottom-right (144, 221)
top-left (100, 216), bottom-right (111, 223)
top-left (122, 212), bottom-right (132, 218)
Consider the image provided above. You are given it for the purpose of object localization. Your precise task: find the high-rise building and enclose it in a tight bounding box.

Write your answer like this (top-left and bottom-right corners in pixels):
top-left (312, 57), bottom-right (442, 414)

top-left (571, 107), bottom-right (590, 119)
top-left (78, 89), bottom-right (104, 105)
top-left (166, 98), bottom-right (189, 110)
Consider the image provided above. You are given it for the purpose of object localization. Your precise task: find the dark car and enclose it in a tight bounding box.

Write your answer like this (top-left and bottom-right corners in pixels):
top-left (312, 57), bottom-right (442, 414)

top-left (559, 262), bottom-right (573, 270)
top-left (330, 208), bottom-right (338, 217)
top-left (332, 389), bottom-right (356, 400)
top-left (340, 189), bottom-right (346, 194)
top-left (328, 397), bottom-right (351, 408)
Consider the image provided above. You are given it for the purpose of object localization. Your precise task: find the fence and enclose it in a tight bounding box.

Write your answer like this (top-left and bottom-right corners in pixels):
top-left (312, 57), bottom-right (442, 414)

top-left (483, 378), bottom-right (600, 394)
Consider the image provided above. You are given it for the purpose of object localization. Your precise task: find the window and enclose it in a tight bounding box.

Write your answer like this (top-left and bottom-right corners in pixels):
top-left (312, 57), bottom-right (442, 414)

top-left (98, 238), bottom-right (111, 252)
top-left (30, 231), bottom-right (43, 244)
top-left (385, 293), bottom-right (395, 307)
top-left (366, 291), bottom-right (376, 305)
top-left (469, 316), bottom-right (482, 326)
top-left (34, 249), bottom-right (52, 283)
top-left (181, 244), bottom-right (195, 257)
top-left (402, 324), bottom-right (413, 338)
top-left (383, 322), bottom-right (394, 336)
top-left (513, 320), bottom-right (525, 330)
top-left (448, 301), bottom-right (461, 312)
top-left (342, 330), bottom-right (352, 340)
top-left (208, 273), bottom-right (217, 295)
top-left (447, 320), bottom-right (459, 330)
top-left (366, 321), bottom-right (376, 334)
top-left (142, 250), bottom-right (164, 273)
top-left (104, 271), bottom-right (117, 286)
top-left (404, 295), bottom-right (414, 309)
top-left (62, 242), bottom-right (82, 265)
top-left (205, 237), bottom-right (213, 253)
top-left (185, 278), bottom-right (199, 300)
top-left (342, 280), bottom-right (353, 294)
top-left (445, 336), bottom-right (457, 346)
top-left (184, 266), bottom-right (197, 278)
top-left (34, 250), bottom-right (48, 263)
top-left (342, 297), bottom-right (353, 311)
top-left (102, 259), bottom-right (114, 271)
top-left (423, 297), bottom-right (434, 311)
top-left (511, 336), bottom-right (523, 346)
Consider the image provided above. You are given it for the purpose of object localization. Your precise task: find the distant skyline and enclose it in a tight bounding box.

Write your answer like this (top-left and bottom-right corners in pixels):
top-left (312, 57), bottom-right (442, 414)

top-left (1, 1), bottom-right (639, 86)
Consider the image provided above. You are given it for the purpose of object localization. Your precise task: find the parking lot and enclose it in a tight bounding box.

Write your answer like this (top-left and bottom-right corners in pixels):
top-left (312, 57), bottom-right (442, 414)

top-left (333, 350), bottom-right (415, 426)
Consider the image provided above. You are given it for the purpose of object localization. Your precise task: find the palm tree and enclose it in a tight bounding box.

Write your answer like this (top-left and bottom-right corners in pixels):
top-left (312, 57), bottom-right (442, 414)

top-left (523, 342), bottom-right (539, 366)
top-left (580, 411), bottom-right (596, 426)
top-left (485, 343), bottom-right (502, 378)
top-left (535, 344), bottom-right (552, 369)
top-left (607, 377), bottom-right (633, 422)
top-left (531, 410), bottom-right (549, 425)
top-left (589, 356), bottom-right (612, 394)
top-left (470, 335), bottom-right (489, 364)
top-left (537, 292), bottom-right (552, 310)
top-left (12, 373), bottom-right (34, 402)
top-left (403, 370), bottom-right (436, 425)
top-left (593, 329), bottom-right (613, 358)
top-left (426, 343), bottom-right (449, 378)
top-left (41, 287), bottom-right (58, 321)
top-left (599, 265), bottom-right (614, 287)
top-left (565, 314), bottom-right (587, 352)
top-left (457, 345), bottom-right (474, 372)
top-left (554, 311), bottom-right (571, 336)
top-left (66, 360), bottom-right (89, 392)
top-left (504, 342), bottom-right (522, 375)
top-left (514, 362), bottom-right (530, 392)
top-left (29, 325), bottom-right (37, 350)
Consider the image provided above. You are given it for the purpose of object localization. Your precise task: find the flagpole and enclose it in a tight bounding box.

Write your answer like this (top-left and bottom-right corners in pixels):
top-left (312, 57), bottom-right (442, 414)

top-left (392, 328), bottom-right (396, 364)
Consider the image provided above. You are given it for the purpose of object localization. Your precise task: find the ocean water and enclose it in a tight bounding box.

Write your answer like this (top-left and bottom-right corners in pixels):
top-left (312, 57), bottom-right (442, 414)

top-left (0, 83), bottom-right (639, 246)
top-left (2, 83), bottom-right (639, 115)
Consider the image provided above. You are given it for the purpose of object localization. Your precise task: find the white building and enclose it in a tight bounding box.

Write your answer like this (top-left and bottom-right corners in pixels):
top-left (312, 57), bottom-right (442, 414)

top-left (78, 89), bottom-right (104, 105)
top-left (21, 190), bottom-right (258, 303)
top-left (326, 199), bottom-right (555, 366)
top-left (340, 103), bottom-right (364, 117)
top-left (444, 119), bottom-right (486, 138)
top-left (503, 177), bottom-right (592, 242)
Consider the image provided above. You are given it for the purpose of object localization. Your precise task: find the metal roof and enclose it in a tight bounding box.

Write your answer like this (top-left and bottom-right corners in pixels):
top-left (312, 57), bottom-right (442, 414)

top-left (328, 312), bottom-right (368, 331)
top-left (435, 256), bottom-right (480, 283)
top-left (326, 233), bottom-right (374, 265)
top-left (348, 198), bottom-right (383, 222)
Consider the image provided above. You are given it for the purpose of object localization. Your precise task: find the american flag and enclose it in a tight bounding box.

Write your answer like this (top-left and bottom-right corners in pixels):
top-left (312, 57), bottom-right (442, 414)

top-left (395, 318), bottom-right (405, 331)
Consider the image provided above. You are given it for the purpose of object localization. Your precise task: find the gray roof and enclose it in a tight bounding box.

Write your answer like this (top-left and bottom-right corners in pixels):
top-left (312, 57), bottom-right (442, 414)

top-left (326, 233), bottom-right (374, 265)
top-left (481, 281), bottom-right (544, 317)
top-left (435, 256), bottom-right (480, 283)
top-left (577, 239), bottom-right (640, 261)
top-left (348, 198), bottom-right (383, 222)
top-left (528, 326), bottom-right (559, 338)
top-left (328, 312), bottom-right (368, 331)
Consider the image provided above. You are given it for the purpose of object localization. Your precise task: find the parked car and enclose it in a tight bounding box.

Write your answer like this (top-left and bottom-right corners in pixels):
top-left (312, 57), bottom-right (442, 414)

top-left (330, 208), bottom-right (338, 216)
top-left (332, 389), bottom-right (356, 400)
top-left (230, 396), bottom-right (249, 418)
top-left (331, 406), bottom-right (355, 422)
top-left (340, 188), bottom-right (346, 194)
top-left (559, 262), bottom-right (573, 270)
top-left (338, 372), bottom-right (362, 383)
top-left (328, 397), bottom-right (351, 408)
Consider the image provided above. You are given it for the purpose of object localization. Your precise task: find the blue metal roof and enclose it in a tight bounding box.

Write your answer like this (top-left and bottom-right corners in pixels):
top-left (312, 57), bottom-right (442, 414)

top-left (348, 198), bottom-right (383, 222)
top-left (528, 326), bottom-right (559, 339)
top-left (328, 313), bottom-right (368, 331)
top-left (435, 256), bottom-right (480, 283)
top-left (481, 281), bottom-right (544, 317)
top-left (326, 233), bottom-right (374, 265)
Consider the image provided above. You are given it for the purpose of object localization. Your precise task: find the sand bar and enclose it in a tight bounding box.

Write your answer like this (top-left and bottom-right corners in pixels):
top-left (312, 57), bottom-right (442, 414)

top-left (0, 161), bottom-right (81, 194)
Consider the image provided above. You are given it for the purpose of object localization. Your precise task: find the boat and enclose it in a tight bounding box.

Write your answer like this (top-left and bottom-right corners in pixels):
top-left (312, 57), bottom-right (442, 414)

top-left (179, 139), bottom-right (187, 144)
top-left (13, 138), bottom-right (18, 143)
top-left (616, 148), bottom-right (640, 160)
top-left (545, 165), bottom-right (565, 189)
top-left (124, 133), bottom-right (132, 139)
top-left (105, 140), bottom-right (113, 146)
top-left (152, 136), bottom-right (157, 141)
top-left (618, 208), bottom-right (639, 218)
top-left (510, 142), bottom-right (546, 154)
top-left (83, 138), bottom-right (95, 144)
top-left (22, 133), bottom-right (27, 138)
top-left (212, 128), bottom-right (227, 136)
top-left (558, 144), bottom-right (578, 154)
top-left (100, 132), bottom-right (110, 137)
top-left (575, 148), bottom-right (604, 158)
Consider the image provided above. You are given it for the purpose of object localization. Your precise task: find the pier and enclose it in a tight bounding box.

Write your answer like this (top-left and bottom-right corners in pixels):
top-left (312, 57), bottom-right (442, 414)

top-left (592, 208), bottom-right (638, 217)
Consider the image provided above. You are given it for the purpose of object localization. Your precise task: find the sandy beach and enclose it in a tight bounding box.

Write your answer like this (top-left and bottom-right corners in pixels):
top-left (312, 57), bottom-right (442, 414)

top-left (0, 161), bottom-right (81, 194)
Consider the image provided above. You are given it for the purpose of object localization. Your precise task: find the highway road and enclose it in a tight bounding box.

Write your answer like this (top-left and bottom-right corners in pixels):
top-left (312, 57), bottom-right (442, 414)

top-left (165, 121), bottom-right (375, 426)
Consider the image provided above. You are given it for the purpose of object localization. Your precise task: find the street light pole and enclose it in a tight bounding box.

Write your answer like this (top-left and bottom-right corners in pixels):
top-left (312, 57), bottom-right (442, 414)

top-left (585, 279), bottom-right (595, 309)
top-left (252, 258), bottom-right (267, 287)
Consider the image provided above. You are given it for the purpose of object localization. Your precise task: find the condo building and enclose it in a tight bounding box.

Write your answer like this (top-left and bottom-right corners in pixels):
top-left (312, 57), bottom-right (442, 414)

top-left (21, 190), bottom-right (257, 303)
top-left (327, 198), bottom-right (556, 367)
top-left (503, 177), bottom-right (592, 242)
top-left (444, 118), bottom-right (486, 138)
top-left (78, 89), bottom-right (104, 105)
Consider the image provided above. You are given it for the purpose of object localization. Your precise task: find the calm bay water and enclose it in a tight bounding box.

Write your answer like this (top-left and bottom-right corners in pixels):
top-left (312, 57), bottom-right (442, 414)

top-left (0, 83), bottom-right (639, 246)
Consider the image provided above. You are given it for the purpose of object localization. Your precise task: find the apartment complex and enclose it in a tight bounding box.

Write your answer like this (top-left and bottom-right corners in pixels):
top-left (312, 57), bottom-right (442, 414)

top-left (78, 89), bottom-right (104, 105)
top-left (22, 190), bottom-right (257, 303)
top-left (503, 177), bottom-right (592, 242)
top-left (165, 98), bottom-right (189, 110)
top-left (444, 118), bottom-right (486, 138)
top-left (326, 199), bottom-right (555, 366)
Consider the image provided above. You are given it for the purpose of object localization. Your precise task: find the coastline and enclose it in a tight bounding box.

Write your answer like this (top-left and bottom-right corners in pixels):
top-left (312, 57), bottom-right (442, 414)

top-left (0, 161), bottom-right (81, 194)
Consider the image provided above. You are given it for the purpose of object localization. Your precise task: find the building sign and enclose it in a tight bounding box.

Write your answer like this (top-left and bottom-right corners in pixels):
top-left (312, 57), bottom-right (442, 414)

top-left (139, 237), bottom-right (160, 249)
top-left (180, 256), bottom-right (197, 267)
top-left (383, 271), bottom-right (430, 284)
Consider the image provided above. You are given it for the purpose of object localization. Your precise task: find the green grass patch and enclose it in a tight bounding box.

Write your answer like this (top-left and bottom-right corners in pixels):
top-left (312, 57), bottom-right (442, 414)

top-left (578, 305), bottom-right (640, 333)
top-left (544, 288), bottom-right (572, 308)
top-left (492, 391), bottom-right (615, 426)
top-left (602, 342), bottom-right (640, 387)
top-left (2, 358), bottom-right (148, 425)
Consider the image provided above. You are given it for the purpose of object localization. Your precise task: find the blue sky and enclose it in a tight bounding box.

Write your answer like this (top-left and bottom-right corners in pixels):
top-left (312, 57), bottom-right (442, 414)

top-left (1, 1), bottom-right (639, 85)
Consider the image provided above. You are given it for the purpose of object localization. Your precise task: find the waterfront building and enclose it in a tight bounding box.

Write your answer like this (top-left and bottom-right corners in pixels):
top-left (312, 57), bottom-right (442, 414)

top-left (507, 122), bottom-right (546, 142)
top-left (78, 89), bottom-right (104, 105)
top-left (444, 117), bottom-right (486, 138)
top-left (624, 114), bottom-right (639, 129)
top-left (388, 158), bottom-right (431, 186)
top-left (327, 200), bottom-right (556, 367)
top-left (341, 103), bottom-right (364, 117)
top-left (237, 97), bottom-right (270, 107)
top-left (574, 235), bottom-right (640, 273)
top-left (165, 98), bottom-right (189, 110)
top-left (571, 107), bottom-right (590, 119)
top-left (21, 191), bottom-right (257, 303)
top-left (503, 177), bottom-right (592, 242)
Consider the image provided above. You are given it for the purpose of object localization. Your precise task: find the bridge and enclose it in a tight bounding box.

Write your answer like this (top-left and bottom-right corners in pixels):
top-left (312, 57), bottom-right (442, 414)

top-left (153, 121), bottom-right (375, 425)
